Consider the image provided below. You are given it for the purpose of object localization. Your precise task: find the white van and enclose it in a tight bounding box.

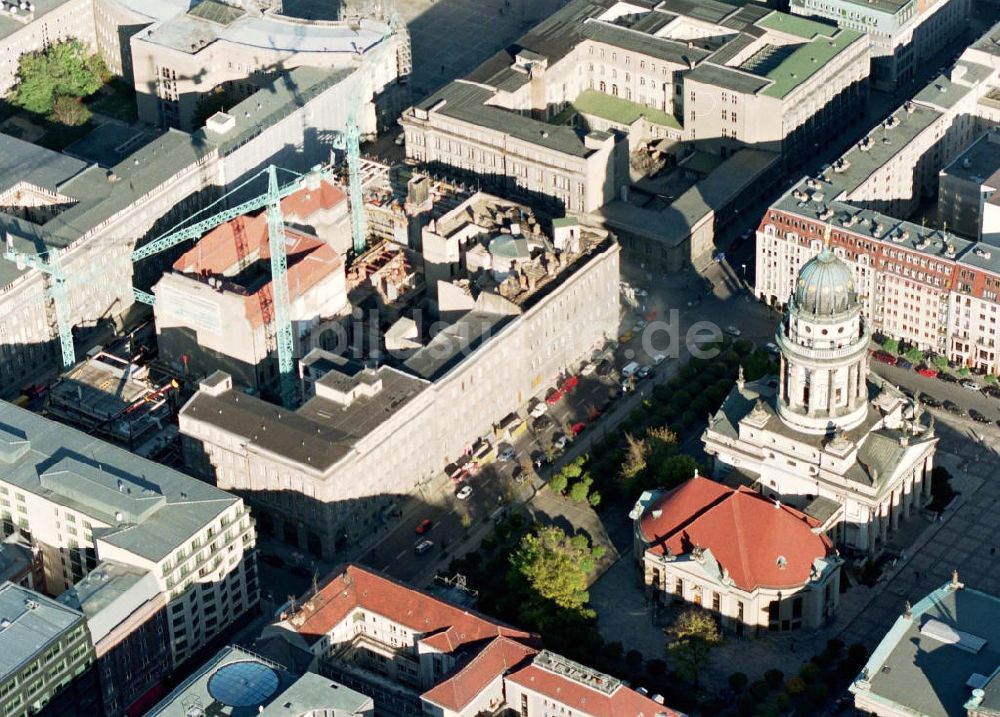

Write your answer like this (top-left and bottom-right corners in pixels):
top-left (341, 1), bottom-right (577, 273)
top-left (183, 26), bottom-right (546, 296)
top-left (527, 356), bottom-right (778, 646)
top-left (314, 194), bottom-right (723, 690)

top-left (621, 361), bottom-right (640, 378)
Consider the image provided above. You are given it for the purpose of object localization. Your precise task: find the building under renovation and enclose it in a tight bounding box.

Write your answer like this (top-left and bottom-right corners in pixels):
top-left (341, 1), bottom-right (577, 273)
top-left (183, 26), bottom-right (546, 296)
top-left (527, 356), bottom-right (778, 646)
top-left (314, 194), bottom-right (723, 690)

top-left (179, 192), bottom-right (620, 557)
top-left (152, 179), bottom-right (351, 396)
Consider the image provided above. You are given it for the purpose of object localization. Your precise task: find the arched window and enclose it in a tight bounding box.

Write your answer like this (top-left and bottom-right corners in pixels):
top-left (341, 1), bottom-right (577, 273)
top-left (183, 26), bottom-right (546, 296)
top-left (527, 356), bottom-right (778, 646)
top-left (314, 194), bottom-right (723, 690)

top-left (599, 81), bottom-right (606, 92)
top-left (612, 84), bottom-right (618, 97)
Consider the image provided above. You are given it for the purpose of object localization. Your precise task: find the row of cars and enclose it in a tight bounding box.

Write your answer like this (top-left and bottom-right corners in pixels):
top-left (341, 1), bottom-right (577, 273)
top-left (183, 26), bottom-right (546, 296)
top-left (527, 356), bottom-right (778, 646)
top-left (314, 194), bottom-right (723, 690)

top-left (871, 350), bottom-right (986, 391)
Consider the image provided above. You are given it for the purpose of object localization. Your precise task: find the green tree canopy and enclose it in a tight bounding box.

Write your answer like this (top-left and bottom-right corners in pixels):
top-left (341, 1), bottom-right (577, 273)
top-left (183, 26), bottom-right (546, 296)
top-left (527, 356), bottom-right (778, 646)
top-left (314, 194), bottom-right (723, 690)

top-left (11, 40), bottom-right (107, 117)
top-left (507, 525), bottom-right (600, 629)
top-left (666, 607), bottom-right (722, 685)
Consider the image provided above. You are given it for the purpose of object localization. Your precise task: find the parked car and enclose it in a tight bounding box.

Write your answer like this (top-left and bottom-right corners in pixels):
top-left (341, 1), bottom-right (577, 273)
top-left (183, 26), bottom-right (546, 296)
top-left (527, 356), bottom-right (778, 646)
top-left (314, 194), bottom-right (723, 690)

top-left (570, 422), bottom-right (587, 435)
top-left (724, 325), bottom-right (742, 337)
top-left (415, 519), bottom-right (433, 535)
top-left (896, 358), bottom-right (913, 370)
top-left (511, 465), bottom-right (526, 483)
top-left (394, 133), bottom-right (405, 146)
top-left (938, 372), bottom-right (958, 383)
top-left (920, 395), bottom-right (942, 408)
top-left (596, 359), bottom-right (614, 376)
top-left (498, 443), bottom-right (517, 461)
top-left (456, 485), bottom-right (473, 500)
top-left (871, 350), bottom-right (897, 365)
top-left (545, 388), bottom-right (563, 404)
top-left (917, 367), bottom-right (938, 378)
top-left (982, 385), bottom-right (1000, 399)
top-left (530, 450), bottom-right (547, 468)
top-left (532, 415), bottom-right (554, 432)
top-left (529, 400), bottom-right (548, 418)
top-left (633, 318), bottom-right (647, 330)
top-left (552, 433), bottom-right (569, 450)
top-left (414, 539), bottom-right (434, 555)
top-left (637, 365), bottom-right (654, 380)
top-left (969, 408), bottom-right (991, 424)
top-left (581, 362), bottom-right (597, 376)
top-left (943, 400), bottom-right (965, 416)
top-left (259, 553), bottom-right (285, 568)
top-left (961, 380), bottom-right (980, 391)
top-left (619, 330), bottom-right (633, 343)
top-left (652, 353), bottom-right (667, 365)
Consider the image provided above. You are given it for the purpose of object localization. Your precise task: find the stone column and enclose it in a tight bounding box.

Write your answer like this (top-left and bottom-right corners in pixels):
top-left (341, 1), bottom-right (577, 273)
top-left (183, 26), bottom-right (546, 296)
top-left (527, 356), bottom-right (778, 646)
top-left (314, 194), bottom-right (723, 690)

top-left (890, 491), bottom-right (900, 530)
top-left (923, 455), bottom-right (934, 501)
top-left (879, 503), bottom-right (889, 545)
top-left (903, 476), bottom-right (913, 519)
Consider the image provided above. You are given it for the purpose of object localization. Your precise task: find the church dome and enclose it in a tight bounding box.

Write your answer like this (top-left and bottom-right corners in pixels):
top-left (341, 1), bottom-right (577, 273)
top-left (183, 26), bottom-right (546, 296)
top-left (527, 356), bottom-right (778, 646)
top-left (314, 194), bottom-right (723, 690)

top-left (793, 248), bottom-right (857, 316)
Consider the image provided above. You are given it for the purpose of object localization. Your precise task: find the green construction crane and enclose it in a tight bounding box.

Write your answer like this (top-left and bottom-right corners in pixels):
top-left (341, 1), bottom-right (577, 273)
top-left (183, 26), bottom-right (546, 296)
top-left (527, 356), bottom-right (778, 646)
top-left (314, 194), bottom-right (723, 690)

top-left (1, 241), bottom-right (75, 368)
top-left (132, 164), bottom-right (330, 408)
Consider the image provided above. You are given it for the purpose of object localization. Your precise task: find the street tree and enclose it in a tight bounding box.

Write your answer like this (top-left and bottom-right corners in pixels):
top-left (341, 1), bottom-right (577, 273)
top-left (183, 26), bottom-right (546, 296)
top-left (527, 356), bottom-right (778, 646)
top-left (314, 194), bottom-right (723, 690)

top-left (11, 39), bottom-right (107, 117)
top-left (507, 525), bottom-right (600, 629)
top-left (666, 607), bottom-right (722, 685)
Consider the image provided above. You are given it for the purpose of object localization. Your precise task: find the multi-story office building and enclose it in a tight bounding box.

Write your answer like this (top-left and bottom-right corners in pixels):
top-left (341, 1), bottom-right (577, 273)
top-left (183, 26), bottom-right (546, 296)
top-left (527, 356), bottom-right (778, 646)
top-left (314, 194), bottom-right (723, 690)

top-left (0, 56), bottom-right (401, 399)
top-left (754, 21), bottom-right (1000, 374)
top-left (260, 564), bottom-right (682, 717)
top-left (791, 0), bottom-right (970, 91)
top-left (57, 561), bottom-right (170, 717)
top-left (937, 130), bottom-right (1000, 241)
top-left (179, 194), bottom-right (620, 558)
top-left (402, 0), bottom-right (869, 215)
top-left (0, 582), bottom-right (102, 717)
top-left (0, 401), bottom-right (260, 708)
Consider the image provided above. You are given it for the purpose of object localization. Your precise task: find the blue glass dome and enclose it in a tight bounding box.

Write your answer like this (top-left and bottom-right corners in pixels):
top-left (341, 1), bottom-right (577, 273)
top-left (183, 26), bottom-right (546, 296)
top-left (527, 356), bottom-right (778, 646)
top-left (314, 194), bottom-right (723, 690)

top-left (793, 248), bottom-right (857, 316)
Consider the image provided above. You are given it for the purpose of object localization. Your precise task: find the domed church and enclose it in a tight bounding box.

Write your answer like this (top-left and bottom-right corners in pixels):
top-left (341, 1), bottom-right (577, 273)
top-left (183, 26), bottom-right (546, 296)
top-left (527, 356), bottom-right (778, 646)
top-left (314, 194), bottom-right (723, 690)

top-left (702, 244), bottom-right (938, 556)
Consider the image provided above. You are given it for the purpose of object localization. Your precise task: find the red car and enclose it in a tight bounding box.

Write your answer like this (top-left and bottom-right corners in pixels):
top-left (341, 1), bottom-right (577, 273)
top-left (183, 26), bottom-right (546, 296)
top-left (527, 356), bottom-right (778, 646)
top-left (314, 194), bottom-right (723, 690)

top-left (545, 388), bottom-right (563, 405)
top-left (917, 367), bottom-right (938, 378)
top-left (561, 375), bottom-right (579, 392)
top-left (870, 350), bottom-right (897, 365)
top-left (570, 422), bottom-right (587, 436)
top-left (415, 519), bottom-right (433, 535)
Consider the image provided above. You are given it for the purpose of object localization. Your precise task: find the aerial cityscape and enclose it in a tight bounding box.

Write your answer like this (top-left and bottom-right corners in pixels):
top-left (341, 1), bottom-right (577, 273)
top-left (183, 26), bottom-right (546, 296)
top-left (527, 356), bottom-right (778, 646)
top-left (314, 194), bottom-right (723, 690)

top-left (0, 0), bottom-right (997, 715)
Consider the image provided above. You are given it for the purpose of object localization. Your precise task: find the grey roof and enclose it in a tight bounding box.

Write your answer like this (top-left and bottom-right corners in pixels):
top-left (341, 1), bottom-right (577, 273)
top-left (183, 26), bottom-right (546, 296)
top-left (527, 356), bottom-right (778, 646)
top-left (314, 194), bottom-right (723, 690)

top-left (197, 66), bottom-right (354, 152)
top-left (0, 402), bottom-right (239, 563)
top-left (683, 62), bottom-right (770, 95)
top-left (658, 0), bottom-right (742, 24)
top-left (0, 134), bottom-right (90, 195)
top-left (941, 131), bottom-right (1000, 189)
top-left (56, 560), bottom-right (159, 644)
top-left (597, 148), bottom-right (778, 245)
top-left (0, 536), bottom-right (33, 584)
top-left (181, 366), bottom-right (428, 471)
top-left (417, 82), bottom-right (596, 158)
top-left (852, 582), bottom-right (1000, 717)
top-left (969, 20), bottom-right (1000, 59)
top-left (147, 645), bottom-right (297, 717)
top-left (913, 62), bottom-right (994, 112)
top-left (0, 0), bottom-right (74, 41)
top-left (0, 582), bottom-right (85, 681)
top-left (402, 310), bottom-right (513, 380)
top-left (579, 19), bottom-right (712, 66)
top-left (802, 495), bottom-right (841, 524)
top-left (259, 672), bottom-right (372, 716)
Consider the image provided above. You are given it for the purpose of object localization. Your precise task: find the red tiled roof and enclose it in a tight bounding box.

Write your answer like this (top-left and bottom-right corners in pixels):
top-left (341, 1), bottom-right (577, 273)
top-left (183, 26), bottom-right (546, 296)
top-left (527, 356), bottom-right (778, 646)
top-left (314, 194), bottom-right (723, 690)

top-left (421, 636), bottom-right (537, 712)
top-left (171, 207), bottom-right (343, 330)
top-left (638, 476), bottom-right (833, 591)
top-left (280, 180), bottom-right (346, 219)
top-left (288, 565), bottom-right (534, 651)
top-left (506, 663), bottom-right (682, 717)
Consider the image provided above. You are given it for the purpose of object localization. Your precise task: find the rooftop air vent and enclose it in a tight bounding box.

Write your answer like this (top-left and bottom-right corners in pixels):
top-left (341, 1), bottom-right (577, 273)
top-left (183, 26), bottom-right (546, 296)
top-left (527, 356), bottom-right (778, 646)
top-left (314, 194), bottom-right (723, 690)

top-left (205, 111), bottom-right (236, 135)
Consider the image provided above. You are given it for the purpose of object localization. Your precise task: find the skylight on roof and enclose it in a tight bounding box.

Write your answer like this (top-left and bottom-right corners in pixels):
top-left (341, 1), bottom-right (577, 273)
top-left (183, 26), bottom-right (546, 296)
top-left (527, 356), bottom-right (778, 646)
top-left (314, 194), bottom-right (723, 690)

top-left (920, 619), bottom-right (988, 653)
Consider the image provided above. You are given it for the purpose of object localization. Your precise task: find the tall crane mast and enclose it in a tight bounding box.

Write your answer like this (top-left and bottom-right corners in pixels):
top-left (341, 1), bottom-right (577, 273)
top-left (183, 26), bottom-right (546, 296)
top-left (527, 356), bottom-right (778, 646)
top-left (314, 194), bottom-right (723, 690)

top-left (2, 240), bottom-right (75, 369)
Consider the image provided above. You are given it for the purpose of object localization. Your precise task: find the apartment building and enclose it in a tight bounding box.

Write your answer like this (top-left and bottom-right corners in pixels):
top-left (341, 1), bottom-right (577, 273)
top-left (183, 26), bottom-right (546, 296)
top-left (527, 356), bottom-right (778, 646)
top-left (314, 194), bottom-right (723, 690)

top-left (631, 476), bottom-right (842, 636)
top-left (938, 130), bottom-right (1000, 241)
top-left (0, 401), bottom-right (260, 692)
top-left (791, 0), bottom-right (970, 91)
top-left (401, 0), bottom-right (869, 215)
top-left (0, 0), bottom-right (96, 94)
top-left (153, 178), bottom-right (351, 394)
top-left (179, 194), bottom-right (620, 558)
top-left (754, 23), bottom-right (1000, 373)
top-left (0, 582), bottom-right (102, 717)
top-left (0, 61), bottom-right (399, 399)
top-left (57, 561), bottom-right (170, 717)
top-left (259, 564), bottom-right (682, 717)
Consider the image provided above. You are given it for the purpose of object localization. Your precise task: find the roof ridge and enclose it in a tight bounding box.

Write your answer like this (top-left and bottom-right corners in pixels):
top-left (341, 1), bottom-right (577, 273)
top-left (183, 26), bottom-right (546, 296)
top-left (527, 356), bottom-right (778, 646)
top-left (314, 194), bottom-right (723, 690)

top-left (725, 491), bottom-right (756, 588)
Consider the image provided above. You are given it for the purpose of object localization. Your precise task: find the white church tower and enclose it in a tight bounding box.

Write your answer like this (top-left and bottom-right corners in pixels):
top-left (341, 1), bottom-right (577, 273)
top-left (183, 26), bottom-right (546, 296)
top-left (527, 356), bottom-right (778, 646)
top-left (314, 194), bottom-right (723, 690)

top-left (777, 244), bottom-right (870, 435)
